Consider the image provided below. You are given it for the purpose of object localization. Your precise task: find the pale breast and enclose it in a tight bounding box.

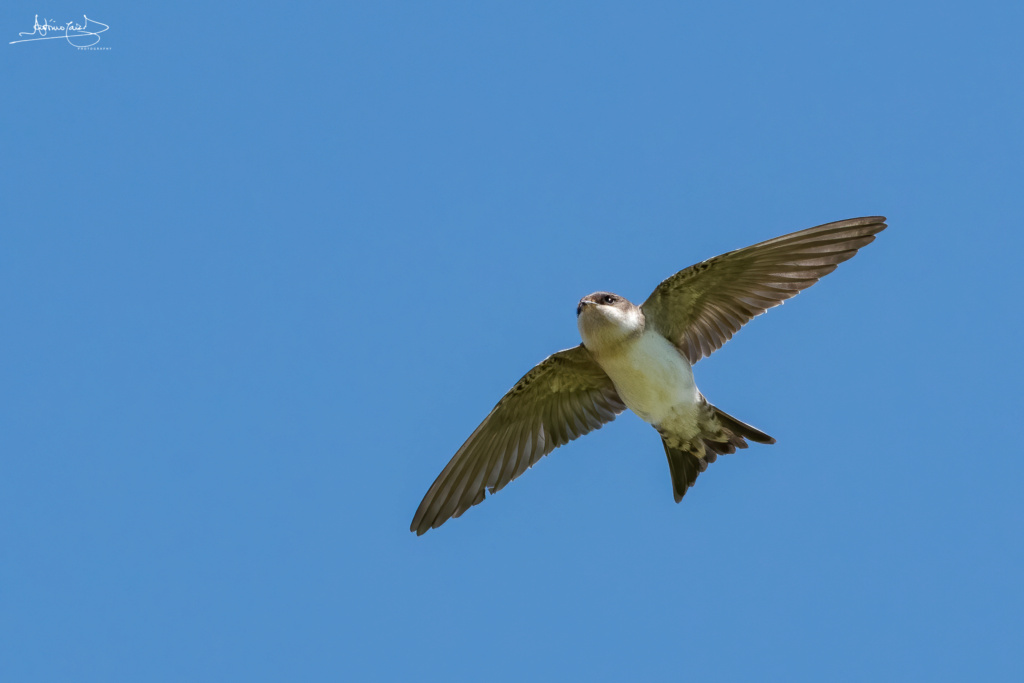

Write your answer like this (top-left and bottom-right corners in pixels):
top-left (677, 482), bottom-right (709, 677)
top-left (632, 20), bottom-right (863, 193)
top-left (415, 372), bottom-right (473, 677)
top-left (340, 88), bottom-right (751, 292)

top-left (594, 330), bottom-right (700, 426)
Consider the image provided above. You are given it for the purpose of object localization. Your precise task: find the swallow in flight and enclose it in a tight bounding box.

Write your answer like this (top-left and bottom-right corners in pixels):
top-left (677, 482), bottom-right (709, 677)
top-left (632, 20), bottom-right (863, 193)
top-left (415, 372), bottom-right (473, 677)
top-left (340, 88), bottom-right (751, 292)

top-left (411, 216), bottom-right (886, 534)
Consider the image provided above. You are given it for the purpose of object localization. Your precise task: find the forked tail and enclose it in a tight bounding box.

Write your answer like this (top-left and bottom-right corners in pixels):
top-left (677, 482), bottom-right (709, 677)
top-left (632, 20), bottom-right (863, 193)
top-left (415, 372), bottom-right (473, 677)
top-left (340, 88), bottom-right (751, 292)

top-left (662, 404), bottom-right (774, 503)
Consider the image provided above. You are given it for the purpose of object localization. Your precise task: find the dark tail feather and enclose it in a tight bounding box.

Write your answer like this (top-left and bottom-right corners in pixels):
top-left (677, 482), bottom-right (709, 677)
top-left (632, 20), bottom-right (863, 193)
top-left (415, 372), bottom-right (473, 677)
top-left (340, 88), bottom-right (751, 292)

top-left (661, 405), bottom-right (775, 503)
top-left (712, 406), bottom-right (776, 445)
top-left (661, 440), bottom-right (708, 503)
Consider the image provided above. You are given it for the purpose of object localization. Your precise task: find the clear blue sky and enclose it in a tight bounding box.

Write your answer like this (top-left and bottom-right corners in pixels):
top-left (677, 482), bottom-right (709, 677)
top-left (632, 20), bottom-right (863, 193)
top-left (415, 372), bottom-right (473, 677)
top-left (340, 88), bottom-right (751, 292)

top-left (3, 2), bottom-right (1023, 681)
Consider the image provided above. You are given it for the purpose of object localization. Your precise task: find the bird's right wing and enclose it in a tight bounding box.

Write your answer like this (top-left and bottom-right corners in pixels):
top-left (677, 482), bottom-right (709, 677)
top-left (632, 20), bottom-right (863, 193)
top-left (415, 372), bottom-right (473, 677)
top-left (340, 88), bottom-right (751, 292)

top-left (411, 344), bottom-right (625, 535)
top-left (641, 216), bottom-right (887, 364)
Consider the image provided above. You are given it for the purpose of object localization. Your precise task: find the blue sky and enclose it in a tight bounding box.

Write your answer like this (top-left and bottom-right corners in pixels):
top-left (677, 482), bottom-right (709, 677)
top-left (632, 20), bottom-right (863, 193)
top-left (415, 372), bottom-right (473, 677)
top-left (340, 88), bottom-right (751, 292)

top-left (3, 1), bottom-right (1023, 681)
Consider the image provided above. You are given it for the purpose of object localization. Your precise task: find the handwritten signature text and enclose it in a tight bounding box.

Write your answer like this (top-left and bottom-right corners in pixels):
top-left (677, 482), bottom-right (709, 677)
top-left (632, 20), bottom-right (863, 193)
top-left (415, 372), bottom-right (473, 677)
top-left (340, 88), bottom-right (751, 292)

top-left (10, 14), bottom-right (109, 47)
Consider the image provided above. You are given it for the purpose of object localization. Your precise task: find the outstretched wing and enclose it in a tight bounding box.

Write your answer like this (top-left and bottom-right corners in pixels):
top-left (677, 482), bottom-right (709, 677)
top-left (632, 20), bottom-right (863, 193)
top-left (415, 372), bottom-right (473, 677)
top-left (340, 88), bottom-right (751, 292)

top-left (641, 216), bottom-right (886, 364)
top-left (411, 345), bottom-right (625, 535)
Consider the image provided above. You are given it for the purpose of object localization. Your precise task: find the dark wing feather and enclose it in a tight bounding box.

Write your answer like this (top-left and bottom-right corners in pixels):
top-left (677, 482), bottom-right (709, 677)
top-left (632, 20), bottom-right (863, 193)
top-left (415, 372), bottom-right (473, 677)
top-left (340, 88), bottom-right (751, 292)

top-left (641, 216), bottom-right (887, 363)
top-left (411, 345), bottom-right (626, 535)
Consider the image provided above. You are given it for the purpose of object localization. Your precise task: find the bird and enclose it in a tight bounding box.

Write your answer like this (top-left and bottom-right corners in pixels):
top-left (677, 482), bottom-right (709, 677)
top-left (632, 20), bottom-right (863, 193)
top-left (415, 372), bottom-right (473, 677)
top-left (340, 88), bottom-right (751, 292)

top-left (410, 216), bottom-right (886, 535)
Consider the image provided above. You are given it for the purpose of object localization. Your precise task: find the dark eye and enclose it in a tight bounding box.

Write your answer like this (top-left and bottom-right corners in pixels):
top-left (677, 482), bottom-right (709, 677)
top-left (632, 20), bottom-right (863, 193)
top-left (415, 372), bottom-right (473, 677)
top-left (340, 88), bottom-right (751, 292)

top-left (603, 295), bottom-right (615, 304)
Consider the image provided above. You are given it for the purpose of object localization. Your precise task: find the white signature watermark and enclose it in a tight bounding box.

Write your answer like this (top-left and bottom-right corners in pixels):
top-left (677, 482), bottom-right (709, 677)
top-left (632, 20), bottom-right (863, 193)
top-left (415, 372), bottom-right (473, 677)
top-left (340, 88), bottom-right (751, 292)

top-left (10, 14), bottom-right (109, 47)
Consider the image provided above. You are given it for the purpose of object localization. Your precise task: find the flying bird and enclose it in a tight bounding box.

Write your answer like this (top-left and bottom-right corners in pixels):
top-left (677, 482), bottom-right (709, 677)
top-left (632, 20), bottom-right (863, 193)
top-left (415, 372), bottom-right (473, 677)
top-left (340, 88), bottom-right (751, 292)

top-left (411, 216), bottom-right (886, 535)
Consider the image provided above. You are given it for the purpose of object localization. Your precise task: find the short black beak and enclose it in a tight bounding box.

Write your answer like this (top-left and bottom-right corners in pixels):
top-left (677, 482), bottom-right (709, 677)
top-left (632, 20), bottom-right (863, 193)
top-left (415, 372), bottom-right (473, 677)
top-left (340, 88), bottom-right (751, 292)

top-left (576, 300), bottom-right (594, 317)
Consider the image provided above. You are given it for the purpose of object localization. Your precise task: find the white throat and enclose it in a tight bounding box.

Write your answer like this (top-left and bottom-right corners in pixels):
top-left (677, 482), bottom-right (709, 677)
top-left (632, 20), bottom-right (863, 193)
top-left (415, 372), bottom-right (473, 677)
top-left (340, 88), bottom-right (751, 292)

top-left (577, 304), bottom-right (645, 354)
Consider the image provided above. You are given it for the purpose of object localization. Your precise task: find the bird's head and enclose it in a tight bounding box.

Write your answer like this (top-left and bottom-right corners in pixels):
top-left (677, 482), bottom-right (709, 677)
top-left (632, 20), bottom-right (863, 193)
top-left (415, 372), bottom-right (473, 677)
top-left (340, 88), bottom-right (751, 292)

top-left (576, 291), bottom-right (644, 351)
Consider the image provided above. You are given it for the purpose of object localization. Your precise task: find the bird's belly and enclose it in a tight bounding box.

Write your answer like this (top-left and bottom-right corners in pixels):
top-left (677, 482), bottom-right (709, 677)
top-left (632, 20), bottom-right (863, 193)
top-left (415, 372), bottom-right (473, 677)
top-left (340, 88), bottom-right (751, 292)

top-left (597, 332), bottom-right (700, 426)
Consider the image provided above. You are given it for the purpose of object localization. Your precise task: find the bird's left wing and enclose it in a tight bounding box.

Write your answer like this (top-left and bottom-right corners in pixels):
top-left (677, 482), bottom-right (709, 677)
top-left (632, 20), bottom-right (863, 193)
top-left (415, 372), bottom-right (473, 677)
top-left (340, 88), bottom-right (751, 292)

top-left (641, 216), bottom-right (886, 364)
top-left (411, 344), bottom-right (625, 535)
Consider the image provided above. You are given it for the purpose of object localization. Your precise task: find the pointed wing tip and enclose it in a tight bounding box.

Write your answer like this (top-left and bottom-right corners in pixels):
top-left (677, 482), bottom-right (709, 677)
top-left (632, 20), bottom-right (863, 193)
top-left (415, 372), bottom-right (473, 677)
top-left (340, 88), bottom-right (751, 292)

top-left (411, 517), bottom-right (437, 535)
top-left (818, 215), bottom-right (887, 234)
top-left (842, 215), bottom-right (886, 224)
top-left (867, 216), bottom-right (887, 232)
top-left (847, 215), bottom-right (887, 231)
top-left (410, 505), bottom-right (441, 535)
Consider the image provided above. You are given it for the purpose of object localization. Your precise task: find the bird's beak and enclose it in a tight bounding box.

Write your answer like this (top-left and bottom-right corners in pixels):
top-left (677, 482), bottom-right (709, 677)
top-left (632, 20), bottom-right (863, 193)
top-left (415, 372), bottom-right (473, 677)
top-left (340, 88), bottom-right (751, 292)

top-left (576, 300), bottom-right (595, 316)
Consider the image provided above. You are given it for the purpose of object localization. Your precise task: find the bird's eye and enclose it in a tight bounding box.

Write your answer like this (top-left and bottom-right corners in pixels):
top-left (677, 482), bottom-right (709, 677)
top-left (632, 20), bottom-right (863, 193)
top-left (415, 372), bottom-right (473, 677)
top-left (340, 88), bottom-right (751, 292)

top-left (603, 295), bottom-right (615, 304)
